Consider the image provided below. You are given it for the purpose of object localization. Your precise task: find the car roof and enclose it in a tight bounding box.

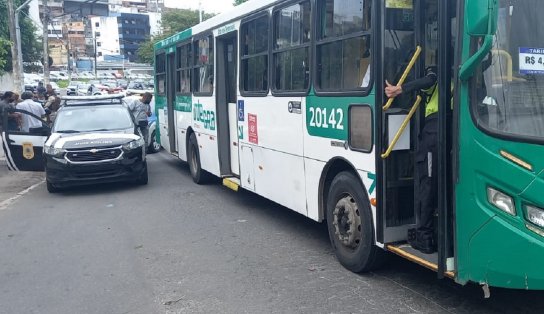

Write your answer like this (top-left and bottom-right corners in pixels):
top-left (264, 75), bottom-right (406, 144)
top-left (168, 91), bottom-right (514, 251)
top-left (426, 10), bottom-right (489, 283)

top-left (61, 94), bottom-right (126, 106)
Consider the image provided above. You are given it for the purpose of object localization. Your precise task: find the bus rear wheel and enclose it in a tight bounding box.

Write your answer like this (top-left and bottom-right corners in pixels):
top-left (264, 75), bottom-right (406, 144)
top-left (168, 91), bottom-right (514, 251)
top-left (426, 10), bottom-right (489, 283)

top-left (188, 133), bottom-right (211, 184)
top-left (326, 171), bottom-right (386, 272)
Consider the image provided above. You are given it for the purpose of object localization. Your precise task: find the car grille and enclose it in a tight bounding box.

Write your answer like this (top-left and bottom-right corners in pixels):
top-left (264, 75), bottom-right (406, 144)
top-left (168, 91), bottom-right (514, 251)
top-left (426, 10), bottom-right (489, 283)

top-left (65, 147), bottom-right (123, 163)
top-left (73, 169), bottom-right (121, 178)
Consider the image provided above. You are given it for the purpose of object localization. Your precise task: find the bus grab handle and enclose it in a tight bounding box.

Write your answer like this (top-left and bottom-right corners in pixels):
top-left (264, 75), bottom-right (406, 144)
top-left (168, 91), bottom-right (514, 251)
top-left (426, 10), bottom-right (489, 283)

top-left (381, 95), bottom-right (422, 159)
top-left (383, 46), bottom-right (422, 111)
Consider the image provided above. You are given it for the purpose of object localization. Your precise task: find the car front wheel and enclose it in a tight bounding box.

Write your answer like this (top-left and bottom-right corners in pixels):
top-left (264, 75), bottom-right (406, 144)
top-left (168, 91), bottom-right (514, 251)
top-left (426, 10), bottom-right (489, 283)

top-left (147, 131), bottom-right (161, 154)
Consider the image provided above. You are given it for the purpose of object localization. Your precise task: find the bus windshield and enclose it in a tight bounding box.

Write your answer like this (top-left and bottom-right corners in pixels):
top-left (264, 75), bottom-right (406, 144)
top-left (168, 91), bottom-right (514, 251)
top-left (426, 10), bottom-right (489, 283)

top-left (473, 0), bottom-right (544, 142)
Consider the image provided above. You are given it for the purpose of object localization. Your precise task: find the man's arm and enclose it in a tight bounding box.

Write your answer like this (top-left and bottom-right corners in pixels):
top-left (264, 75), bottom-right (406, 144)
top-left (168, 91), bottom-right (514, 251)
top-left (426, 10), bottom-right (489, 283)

top-left (402, 72), bottom-right (437, 94)
top-left (385, 72), bottom-right (437, 98)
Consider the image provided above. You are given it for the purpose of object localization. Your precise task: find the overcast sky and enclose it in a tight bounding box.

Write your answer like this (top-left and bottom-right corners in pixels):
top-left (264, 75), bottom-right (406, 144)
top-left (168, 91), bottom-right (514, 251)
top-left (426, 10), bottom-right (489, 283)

top-left (164, 0), bottom-right (235, 14)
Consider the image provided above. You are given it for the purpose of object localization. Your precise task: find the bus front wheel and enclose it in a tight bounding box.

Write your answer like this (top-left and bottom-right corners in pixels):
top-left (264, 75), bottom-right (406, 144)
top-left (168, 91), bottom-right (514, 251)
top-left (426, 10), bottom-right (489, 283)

top-left (188, 133), bottom-right (210, 184)
top-left (326, 171), bottom-right (385, 272)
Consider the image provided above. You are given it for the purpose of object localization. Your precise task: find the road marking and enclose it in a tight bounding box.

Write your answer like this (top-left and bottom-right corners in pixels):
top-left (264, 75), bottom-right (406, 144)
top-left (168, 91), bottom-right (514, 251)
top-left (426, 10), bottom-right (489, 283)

top-left (0, 180), bottom-right (45, 211)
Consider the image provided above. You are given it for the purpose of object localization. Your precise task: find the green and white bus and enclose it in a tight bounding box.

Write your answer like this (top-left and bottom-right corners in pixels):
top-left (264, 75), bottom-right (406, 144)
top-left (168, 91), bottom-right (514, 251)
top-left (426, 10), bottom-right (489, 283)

top-left (153, 0), bottom-right (544, 290)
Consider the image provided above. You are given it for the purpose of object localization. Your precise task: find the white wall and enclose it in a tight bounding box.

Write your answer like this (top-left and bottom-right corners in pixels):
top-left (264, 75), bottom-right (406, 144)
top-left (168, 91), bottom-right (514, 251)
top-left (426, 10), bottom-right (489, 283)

top-left (0, 73), bottom-right (15, 92)
top-left (91, 16), bottom-right (121, 62)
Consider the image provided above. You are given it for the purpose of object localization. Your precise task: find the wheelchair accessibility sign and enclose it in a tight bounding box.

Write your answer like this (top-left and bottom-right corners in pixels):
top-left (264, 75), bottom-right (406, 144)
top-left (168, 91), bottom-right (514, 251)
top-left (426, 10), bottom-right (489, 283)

top-left (238, 100), bottom-right (244, 121)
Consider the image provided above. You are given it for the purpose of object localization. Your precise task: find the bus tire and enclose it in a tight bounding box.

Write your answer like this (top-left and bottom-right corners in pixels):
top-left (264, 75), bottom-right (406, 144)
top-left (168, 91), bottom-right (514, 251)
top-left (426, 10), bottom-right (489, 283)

top-left (188, 133), bottom-right (210, 184)
top-left (326, 171), bottom-right (385, 272)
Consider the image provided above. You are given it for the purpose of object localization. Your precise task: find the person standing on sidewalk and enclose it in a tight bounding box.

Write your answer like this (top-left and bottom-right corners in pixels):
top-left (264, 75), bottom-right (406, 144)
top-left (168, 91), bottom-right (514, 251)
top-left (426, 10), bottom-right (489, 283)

top-left (0, 92), bottom-right (21, 132)
top-left (16, 92), bottom-right (46, 133)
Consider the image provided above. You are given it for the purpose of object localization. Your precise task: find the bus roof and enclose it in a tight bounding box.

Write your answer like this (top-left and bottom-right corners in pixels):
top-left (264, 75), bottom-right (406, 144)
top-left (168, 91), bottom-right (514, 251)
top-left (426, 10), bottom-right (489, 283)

top-left (155, 0), bottom-right (281, 50)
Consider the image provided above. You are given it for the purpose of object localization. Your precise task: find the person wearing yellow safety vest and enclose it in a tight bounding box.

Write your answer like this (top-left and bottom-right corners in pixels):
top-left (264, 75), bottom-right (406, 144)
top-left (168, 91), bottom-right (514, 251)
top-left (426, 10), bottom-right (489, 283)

top-left (385, 65), bottom-right (438, 254)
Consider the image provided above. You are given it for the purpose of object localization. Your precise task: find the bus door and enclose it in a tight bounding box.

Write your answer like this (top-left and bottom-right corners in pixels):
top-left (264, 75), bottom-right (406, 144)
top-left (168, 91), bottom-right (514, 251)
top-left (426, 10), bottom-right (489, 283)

top-left (379, 0), bottom-right (455, 274)
top-left (379, 0), bottom-right (420, 244)
top-left (216, 32), bottom-right (239, 177)
top-left (166, 52), bottom-right (177, 153)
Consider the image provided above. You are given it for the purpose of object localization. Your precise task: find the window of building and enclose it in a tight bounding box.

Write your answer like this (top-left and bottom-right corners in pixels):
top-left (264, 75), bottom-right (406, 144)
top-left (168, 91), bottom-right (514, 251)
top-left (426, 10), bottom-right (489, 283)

top-left (193, 35), bottom-right (214, 95)
top-left (241, 14), bottom-right (269, 95)
top-left (272, 1), bottom-right (311, 93)
top-left (95, 32), bottom-right (101, 37)
top-left (176, 43), bottom-right (192, 95)
top-left (95, 22), bottom-right (99, 27)
top-left (97, 42), bottom-right (102, 47)
top-left (315, 0), bottom-right (372, 92)
top-left (98, 52), bottom-right (102, 57)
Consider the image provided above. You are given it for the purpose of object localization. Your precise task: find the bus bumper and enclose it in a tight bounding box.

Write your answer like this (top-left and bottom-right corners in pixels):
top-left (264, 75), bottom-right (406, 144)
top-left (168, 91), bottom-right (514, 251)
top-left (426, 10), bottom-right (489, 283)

top-left (466, 215), bottom-right (544, 290)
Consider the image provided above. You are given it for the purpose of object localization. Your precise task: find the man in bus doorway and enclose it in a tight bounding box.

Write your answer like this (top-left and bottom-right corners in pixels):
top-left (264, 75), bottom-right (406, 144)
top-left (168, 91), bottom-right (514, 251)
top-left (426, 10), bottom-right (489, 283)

top-left (385, 65), bottom-right (438, 254)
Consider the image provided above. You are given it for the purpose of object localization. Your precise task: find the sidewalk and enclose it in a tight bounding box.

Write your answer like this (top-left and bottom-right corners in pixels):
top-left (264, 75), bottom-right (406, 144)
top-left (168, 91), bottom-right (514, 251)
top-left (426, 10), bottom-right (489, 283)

top-left (0, 137), bottom-right (45, 204)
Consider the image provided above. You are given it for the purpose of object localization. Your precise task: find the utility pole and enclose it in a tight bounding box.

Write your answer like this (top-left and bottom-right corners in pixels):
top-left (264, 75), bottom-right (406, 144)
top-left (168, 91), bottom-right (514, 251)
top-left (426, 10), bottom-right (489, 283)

top-left (67, 42), bottom-right (71, 82)
top-left (7, 0), bottom-right (22, 93)
top-left (7, 0), bottom-right (33, 93)
top-left (42, 0), bottom-right (50, 85)
top-left (94, 37), bottom-right (98, 78)
top-left (16, 0), bottom-right (35, 92)
top-left (199, 1), bottom-right (202, 23)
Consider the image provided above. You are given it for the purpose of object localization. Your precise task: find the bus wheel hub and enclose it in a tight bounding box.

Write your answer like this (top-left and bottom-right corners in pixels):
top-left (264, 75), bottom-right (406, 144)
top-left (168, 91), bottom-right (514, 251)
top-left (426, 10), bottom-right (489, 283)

top-left (332, 195), bottom-right (362, 249)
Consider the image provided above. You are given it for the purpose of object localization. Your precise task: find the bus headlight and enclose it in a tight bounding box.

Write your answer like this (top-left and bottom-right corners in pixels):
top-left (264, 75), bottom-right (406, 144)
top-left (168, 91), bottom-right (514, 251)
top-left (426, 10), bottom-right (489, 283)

top-left (487, 187), bottom-right (516, 216)
top-left (525, 205), bottom-right (544, 229)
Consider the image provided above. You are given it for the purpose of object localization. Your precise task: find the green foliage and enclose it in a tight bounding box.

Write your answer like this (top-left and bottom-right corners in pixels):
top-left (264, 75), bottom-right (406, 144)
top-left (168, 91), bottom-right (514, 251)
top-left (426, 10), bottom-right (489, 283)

top-left (57, 80), bottom-right (69, 88)
top-left (0, 38), bottom-right (10, 74)
top-left (233, 0), bottom-right (249, 6)
top-left (0, 0), bottom-right (42, 74)
top-left (137, 9), bottom-right (215, 64)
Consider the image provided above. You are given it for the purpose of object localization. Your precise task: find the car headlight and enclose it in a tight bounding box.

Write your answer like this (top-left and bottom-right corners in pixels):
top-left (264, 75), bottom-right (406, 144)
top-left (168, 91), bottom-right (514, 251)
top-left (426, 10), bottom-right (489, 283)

top-left (43, 145), bottom-right (65, 157)
top-left (122, 137), bottom-right (145, 150)
top-left (487, 187), bottom-right (516, 216)
top-left (525, 205), bottom-right (544, 229)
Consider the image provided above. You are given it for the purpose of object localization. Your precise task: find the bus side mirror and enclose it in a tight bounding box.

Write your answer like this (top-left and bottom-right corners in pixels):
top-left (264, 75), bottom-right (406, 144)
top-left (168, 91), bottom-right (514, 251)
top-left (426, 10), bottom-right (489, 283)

top-left (466, 0), bottom-right (498, 36)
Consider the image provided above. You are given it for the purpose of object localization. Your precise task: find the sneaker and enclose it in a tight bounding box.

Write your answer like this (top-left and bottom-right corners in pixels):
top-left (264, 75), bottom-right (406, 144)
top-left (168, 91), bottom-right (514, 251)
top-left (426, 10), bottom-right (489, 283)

top-left (410, 235), bottom-right (436, 254)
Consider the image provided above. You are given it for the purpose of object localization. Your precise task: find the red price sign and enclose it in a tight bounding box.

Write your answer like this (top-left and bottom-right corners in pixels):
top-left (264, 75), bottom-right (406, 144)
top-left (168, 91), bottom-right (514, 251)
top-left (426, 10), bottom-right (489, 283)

top-left (248, 114), bottom-right (258, 144)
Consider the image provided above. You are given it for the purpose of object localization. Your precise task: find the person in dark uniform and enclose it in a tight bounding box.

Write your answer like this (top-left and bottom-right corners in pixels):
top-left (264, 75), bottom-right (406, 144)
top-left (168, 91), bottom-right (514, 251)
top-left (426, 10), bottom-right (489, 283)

top-left (385, 66), bottom-right (439, 254)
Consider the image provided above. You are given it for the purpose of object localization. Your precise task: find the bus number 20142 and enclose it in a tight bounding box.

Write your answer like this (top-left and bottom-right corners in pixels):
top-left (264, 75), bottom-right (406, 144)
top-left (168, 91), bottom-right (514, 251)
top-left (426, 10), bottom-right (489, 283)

top-left (309, 107), bottom-right (344, 130)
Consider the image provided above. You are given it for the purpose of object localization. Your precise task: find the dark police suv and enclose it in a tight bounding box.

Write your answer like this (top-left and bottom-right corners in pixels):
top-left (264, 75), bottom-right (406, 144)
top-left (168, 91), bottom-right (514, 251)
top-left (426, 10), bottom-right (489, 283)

top-left (1, 95), bottom-right (148, 193)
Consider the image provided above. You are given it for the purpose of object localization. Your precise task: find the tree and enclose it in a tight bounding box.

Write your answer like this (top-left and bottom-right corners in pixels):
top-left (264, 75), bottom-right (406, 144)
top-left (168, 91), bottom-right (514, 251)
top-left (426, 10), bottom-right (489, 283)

top-left (233, 0), bottom-right (249, 5)
top-left (0, 0), bottom-right (41, 74)
top-left (137, 9), bottom-right (215, 64)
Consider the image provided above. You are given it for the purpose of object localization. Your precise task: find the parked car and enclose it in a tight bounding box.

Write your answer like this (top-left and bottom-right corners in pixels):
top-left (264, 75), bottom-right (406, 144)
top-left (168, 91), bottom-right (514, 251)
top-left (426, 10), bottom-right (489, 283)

top-left (66, 81), bottom-right (84, 96)
top-left (76, 83), bottom-right (91, 96)
top-left (45, 96), bottom-right (148, 192)
top-left (1, 95), bottom-right (148, 192)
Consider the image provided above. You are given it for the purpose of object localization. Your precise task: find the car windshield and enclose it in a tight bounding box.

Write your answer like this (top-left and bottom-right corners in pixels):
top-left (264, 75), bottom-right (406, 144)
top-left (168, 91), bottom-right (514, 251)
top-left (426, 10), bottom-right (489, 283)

top-left (53, 105), bottom-right (133, 133)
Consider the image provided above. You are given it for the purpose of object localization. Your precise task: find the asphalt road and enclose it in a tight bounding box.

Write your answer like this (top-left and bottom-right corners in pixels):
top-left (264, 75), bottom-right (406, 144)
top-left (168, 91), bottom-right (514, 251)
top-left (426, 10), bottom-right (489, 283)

top-left (0, 152), bottom-right (543, 314)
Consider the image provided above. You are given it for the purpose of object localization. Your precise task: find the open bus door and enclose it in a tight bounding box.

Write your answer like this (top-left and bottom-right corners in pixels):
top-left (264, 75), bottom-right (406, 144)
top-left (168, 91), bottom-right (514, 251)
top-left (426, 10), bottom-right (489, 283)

top-left (2, 109), bottom-right (49, 172)
top-left (378, 0), bottom-right (455, 277)
top-left (165, 52), bottom-right (177, 154)
top-left (215, 31), bottom-right (239, 177)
